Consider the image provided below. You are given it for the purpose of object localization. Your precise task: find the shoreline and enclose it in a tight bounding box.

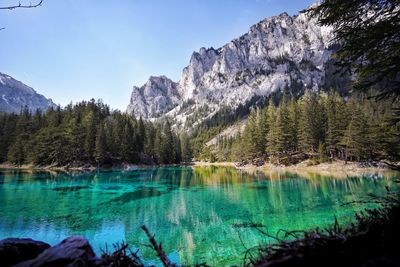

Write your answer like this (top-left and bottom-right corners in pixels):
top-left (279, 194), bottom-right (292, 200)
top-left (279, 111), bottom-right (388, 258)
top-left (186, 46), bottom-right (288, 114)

top-left (193, 160), bottom-right (400, 178)
top-left (1, 160), bottom-right (399, 177)
top-left (0, 162), bottom-right (192, 172)
top-left (0, 163), bottom-right (98, 172)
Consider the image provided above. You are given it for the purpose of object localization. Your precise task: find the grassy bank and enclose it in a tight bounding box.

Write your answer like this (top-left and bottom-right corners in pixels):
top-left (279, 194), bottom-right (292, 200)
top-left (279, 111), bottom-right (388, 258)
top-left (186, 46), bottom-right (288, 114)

top-left (194, 160), bottom-right (399, 178)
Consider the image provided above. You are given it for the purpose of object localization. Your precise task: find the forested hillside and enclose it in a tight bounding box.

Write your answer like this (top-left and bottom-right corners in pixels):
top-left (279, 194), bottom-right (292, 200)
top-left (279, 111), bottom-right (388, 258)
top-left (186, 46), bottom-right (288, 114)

top-left (0, 100), bottom-right (191, 167)
top-left (196, 90), bottom-right (400, 164)
top-left (1, 89), bottom-right (398, 168)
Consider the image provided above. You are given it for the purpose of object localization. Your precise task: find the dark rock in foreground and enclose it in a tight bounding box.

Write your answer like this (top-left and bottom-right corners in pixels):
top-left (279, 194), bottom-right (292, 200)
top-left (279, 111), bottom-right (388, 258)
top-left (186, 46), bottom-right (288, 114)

top-left (16, 236), bottom-right (102, 267)
top-left (0, 236), bottom-right (107, 267)
top-left (0, 238), bottom-right (50, 266)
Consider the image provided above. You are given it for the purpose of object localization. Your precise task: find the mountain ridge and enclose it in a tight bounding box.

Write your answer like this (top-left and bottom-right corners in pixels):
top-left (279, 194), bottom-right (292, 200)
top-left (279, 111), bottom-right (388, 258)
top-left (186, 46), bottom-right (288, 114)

top-left (0, 72), bottom-right (57, 113)
top-left (126, 8), bottom-right (345, 127)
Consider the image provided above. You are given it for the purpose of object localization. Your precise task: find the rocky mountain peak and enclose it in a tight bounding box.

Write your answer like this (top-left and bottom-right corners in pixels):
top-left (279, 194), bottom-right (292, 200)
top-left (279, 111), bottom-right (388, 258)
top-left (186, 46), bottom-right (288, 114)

top-left (127, 6), bottom-right (339, 126)
top-left (0, 72), bottom-right (57, 114)
top-left (127, 75), bottom-right (181, 119)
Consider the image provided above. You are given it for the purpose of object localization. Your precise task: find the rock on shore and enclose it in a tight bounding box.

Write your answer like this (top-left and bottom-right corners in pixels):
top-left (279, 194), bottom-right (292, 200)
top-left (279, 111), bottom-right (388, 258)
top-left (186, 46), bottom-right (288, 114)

top-left (0, 236), bottom-right (106, 267)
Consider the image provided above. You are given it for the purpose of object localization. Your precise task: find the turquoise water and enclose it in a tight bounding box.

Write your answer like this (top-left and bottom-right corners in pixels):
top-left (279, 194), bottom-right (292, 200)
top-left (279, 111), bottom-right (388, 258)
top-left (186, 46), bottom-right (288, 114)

top-left (0, 167), bottom-right (398, 266)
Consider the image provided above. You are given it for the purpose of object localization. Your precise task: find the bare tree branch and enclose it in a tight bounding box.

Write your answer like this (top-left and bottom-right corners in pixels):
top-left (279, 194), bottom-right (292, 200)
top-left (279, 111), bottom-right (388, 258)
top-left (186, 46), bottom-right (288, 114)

top-left (141, 225), bottom-right (177, 267)
top-left (0, 0), bottom-right (43, 10)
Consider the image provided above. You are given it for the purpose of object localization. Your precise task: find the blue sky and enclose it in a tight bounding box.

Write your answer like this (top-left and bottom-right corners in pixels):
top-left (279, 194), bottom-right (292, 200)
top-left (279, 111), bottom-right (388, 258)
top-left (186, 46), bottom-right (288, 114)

top-left (0, 0), bottom-right (315, 110)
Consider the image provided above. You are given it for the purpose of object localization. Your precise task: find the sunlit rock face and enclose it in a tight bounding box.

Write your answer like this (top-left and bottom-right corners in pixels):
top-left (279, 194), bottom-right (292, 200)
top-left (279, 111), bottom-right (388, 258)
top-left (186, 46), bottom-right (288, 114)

top-left (127, 10), bottom-right (334, 126)
top-left (0, 72), bottom-right (57, 113)
top-left (126, 75), bottom-right (181, 119)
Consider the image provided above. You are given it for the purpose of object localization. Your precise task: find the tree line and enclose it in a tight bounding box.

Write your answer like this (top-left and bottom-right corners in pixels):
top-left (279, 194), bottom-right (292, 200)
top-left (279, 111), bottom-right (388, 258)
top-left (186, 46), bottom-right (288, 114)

top-left (0, 99), bottom-right (191, 167)
top-left (201, 91), bottom-right (400, 164)
top-left (1, 92), bottom-right (399, 167)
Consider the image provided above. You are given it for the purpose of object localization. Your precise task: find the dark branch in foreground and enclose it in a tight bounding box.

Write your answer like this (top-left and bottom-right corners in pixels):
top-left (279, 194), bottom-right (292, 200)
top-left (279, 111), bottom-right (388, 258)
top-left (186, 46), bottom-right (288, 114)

top-left (141, 225), bottom-right (177, 267)
top-left (0, 0), bottom-right (43, 10)
top-left (101, 241), bottom-right (145, 267)
top-left (382, 161), bottom-right (400, 171)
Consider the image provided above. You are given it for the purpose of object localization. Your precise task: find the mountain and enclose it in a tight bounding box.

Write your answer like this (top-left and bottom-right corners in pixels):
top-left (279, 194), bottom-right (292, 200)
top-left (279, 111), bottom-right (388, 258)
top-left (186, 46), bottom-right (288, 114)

top-left (127, 75), bottom-right (181, 119)
top-left (0, 72), bottom-right (57, 113)
top-left (127, 8), bottom-right (344, 127)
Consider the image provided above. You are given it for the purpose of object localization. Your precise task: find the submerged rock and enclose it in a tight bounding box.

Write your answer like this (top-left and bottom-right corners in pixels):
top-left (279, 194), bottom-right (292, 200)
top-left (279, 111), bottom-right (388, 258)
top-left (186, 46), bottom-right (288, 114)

top-left (0, 238), bottom-right (50, 266)
top-left (15, 236), bottom-right (101, 267)
top-left (110, 187), bottom-right (166, 203)
top-left (52, 186), bottom-right (90, 192)
top-left (232, 223), bottom-right (266, 228)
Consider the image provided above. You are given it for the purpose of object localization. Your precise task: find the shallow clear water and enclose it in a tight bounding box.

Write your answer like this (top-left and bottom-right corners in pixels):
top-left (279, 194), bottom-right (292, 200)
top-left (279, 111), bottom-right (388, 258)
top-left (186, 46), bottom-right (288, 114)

top-left (0, 167), bottom-right (398, 266)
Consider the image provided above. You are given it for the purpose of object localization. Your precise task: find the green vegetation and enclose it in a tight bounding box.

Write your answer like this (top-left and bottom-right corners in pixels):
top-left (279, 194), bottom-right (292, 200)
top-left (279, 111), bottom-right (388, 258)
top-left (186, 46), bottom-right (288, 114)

top-left (1, 91), bottom-right (398, 168)
top-left (292, 0), bottom-right (400, 165)
top-left (199, 91), bottom-right (400, 164)
top-left (308, 0), bottom-right (400, 113)
top-left (0, 99), bottom-right (190, 167)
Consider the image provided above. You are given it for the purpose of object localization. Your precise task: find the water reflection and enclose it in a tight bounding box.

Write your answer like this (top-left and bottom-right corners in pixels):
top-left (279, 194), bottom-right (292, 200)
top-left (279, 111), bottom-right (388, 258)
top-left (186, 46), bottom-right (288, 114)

top-left (0, 167), bottom-right (399, 266)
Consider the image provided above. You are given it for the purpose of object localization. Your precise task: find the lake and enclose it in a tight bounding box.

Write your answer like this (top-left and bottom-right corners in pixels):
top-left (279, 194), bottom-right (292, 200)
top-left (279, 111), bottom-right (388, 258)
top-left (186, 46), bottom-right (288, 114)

top-left (0, 166), bottom-right (398, 266)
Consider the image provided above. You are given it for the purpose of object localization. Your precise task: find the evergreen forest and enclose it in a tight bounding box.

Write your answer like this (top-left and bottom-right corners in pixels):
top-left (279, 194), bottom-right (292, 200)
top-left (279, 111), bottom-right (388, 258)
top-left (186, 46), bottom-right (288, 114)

top-left (194, 91), bottom-right (400, 164)
top-left (0, 99), bottom-right (191, 167)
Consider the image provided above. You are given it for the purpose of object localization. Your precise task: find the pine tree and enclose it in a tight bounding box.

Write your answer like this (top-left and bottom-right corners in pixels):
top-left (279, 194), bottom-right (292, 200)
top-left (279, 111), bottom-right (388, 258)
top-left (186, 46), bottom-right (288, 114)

top-left (340, 99), bottom-right (368, 161)
top-left (242, 109), bottom-right (259, 158)
top-left (298, 92), bottom-right (327, 153)
top-left (231, 136), bottom-right (245, 162)
top-left (63, 118), bottom-right (85, 164)
top-left (287, 98), bottom-right (299, 152)
top-left (275, 94), bottom-right (291, 155)
top-left (7, 136), bottom-right (25, 165)
top-left (144, 123), bottom-right (156, 158)
top-left (32, 110), bottom-right (44, 131)
top-left (46, 106), bottom-right (63, 127)
top-left (318, 141), bottom-right (328, 163)
top-left (160, 120), bottom-right (174, 164)
top-left (10, 106), bottom-right (35, 163)
top-left (308, 1), bottom-right (400, 102)
top-left (325, 90), bottom-right (347, 158)
top-left (180, 133), bottom-right (192, 163)
top-left (137, 117), bottom-right (146, 152)
top-left (83, 110), bottom-right (97, 162)
top-left (0, 114), bottom-right (18, 162)
top-left (153, 128), bottom-right (163, 163)
top-left (94, 123), bottom-right (109, 165)
top-left (121, 122), bottom-right (137, 162)
top-left (30, 127), bottom-right (67, 166)
top-left (266, 98), bottom-right (277, 155)
top-left (173, 134), bottom-right (182, 163)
